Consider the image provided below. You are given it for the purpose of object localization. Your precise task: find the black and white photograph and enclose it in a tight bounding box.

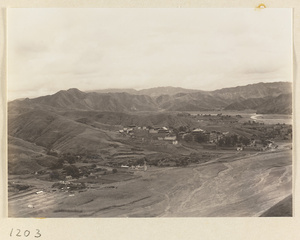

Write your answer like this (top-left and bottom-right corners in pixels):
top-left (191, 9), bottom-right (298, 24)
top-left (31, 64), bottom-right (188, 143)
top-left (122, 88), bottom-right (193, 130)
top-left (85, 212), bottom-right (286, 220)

top-left (7, 8), bottom-right (293, 218)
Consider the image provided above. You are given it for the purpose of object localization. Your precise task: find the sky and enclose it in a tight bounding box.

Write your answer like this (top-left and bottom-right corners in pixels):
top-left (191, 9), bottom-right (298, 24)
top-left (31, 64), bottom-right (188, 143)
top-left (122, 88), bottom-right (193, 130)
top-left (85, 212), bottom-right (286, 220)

top-left (7, 8), bottom-right (292, 100)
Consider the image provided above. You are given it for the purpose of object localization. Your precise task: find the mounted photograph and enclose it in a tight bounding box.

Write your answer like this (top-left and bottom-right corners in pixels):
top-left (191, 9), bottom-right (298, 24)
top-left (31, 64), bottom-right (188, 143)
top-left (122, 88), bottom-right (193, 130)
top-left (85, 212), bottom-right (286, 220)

top-left (7, 8), bottom-right (293, 217)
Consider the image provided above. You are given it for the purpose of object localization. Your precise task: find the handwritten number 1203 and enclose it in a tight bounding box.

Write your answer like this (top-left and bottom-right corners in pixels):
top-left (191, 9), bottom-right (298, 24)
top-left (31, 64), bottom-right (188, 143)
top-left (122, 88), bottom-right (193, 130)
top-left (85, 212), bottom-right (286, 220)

top-left (10, 228), bottom-right (41, 238)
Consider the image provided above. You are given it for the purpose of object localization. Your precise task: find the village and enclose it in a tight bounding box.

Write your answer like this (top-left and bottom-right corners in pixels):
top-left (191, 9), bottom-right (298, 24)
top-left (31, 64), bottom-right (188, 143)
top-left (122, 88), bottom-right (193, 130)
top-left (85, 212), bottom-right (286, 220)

top-left (116, 112), bottom-right (292, 152)
top-left (8, 112), bottom-right (292, 199)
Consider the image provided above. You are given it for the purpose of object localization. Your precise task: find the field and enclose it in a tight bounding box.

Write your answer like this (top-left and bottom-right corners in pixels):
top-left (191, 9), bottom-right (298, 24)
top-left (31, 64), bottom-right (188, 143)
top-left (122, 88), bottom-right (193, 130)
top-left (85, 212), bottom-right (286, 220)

top-left (8, 143), bottom-right (292, 217)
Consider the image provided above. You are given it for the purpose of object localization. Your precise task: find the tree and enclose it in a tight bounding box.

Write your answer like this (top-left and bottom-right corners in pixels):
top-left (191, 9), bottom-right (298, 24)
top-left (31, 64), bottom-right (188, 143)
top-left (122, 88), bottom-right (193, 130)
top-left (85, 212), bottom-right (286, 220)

top-left (232, 134), bottom-right (238, 144)
top-left (60, 153), bottom-right (77, 164)
top-left (194, 133), bottom-right (207, 143)
top-left (240, 136), bottom-right (250, 146)
top-left (112, 168), bottom-right (118, 174)
top-left (50, 170), bottom-right (60, 180)
top-left (184, 133), bottom-right (193, 142)
top-left (50, 158), bottom-right (64, 169)
top-left (135, 158), bottom-right (145, 165)
top-left (179, 126), bottom-right (185, 132)
top-left (63, 165), bottom-right (80, 178)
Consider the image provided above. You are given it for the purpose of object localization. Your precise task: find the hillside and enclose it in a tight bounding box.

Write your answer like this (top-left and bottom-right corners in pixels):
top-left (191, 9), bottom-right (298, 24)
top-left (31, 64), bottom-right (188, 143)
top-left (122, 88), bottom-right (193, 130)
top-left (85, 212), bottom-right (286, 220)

top-left (8, 136), bottom-right (58, 174)
top-left (225, 93), bottom-right (292, 114)
top-left (155, 92), bottom-right (229, 111)
top-left (224, 97), bottom-right (269, 111)
top-left (8, 109), bottom-right (117, 152)
top-left (61, 110), bottom-right (196, 129)
top-left (256, 93), bottom-right (292, 114)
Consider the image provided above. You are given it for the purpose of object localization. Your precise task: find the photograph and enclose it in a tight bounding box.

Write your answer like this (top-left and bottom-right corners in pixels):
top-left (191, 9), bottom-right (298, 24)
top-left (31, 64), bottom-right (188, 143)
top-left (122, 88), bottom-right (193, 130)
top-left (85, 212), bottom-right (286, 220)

top-left (7, 8), bottom-right (293, 218)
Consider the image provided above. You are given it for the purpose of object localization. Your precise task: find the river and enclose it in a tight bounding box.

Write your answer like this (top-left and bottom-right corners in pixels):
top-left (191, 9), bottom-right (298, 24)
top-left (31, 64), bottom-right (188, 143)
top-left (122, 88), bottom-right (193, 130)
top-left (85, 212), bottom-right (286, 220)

top-left (250, 113), bottom-right (292, 125)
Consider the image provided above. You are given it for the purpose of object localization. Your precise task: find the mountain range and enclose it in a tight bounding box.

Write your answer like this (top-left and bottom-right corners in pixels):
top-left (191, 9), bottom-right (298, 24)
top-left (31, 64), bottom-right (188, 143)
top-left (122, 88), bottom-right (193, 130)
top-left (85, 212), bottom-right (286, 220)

top-left (9, 82), bottom-right (292, 114)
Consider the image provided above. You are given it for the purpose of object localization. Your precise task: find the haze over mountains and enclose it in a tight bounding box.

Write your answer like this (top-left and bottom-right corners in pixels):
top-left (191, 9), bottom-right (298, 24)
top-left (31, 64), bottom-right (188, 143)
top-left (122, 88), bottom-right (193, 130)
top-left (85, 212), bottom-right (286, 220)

top-left (9, 82), bottom-right (292, 114)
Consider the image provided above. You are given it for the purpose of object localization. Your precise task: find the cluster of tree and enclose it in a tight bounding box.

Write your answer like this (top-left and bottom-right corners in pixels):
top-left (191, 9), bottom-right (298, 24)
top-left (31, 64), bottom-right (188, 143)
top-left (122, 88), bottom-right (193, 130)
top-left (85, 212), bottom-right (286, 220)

top-left (61, 153), bottom-right (79, 164)
top-left (243, 120), bottom-right (264, 125)
top-left (133, 157), bottom-right (147, 166)
top-left (50, 152), bottom-right (81, 170)
top-left (178, 126), bottom-right (190, 132)
top-left (175, 157), bottom-right (188, 167)
top-left (218, 134), bottom-right (250, 147)
top-left (183, 132), bottom-right (208, 143)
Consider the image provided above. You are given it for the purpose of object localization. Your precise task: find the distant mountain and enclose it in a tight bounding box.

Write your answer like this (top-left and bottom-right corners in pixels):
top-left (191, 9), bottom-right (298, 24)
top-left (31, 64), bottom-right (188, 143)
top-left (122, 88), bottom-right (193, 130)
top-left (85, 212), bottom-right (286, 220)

top-left (211, 82), bottom-right (292, 101)
top-left (90, 86), bottom-right (199, 97)
top-left (9, 89), bottom-right (158, 113)
top-left (8, 82), bottom-right (292, 114)
top-left (138, 86), bottom-right (200, 97)
top-left (151, 82), bottom-right (292, 112)
top-left (88, 88), bottom-right (139, 95)
top-left (156, 91), bottom-right (229, 111)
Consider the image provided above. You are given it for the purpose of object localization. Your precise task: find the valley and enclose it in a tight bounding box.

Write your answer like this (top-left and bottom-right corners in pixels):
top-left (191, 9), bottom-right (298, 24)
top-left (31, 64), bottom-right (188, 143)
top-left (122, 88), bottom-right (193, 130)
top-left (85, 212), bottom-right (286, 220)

top-left (7, 82), bottom-right (293, 217)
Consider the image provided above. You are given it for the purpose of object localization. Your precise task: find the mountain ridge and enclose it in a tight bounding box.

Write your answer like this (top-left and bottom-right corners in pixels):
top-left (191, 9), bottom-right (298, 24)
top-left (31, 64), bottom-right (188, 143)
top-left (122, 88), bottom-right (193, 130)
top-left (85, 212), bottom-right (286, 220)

top-left (8, 82), bottom-right (292, 114)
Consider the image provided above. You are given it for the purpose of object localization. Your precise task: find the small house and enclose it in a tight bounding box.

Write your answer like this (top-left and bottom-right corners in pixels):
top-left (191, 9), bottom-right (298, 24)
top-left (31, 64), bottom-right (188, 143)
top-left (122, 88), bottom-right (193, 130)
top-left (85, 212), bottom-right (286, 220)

top-left (164, 135), bottom-right (177, 141)
top-left (149, 129), bottom-right (159, 134)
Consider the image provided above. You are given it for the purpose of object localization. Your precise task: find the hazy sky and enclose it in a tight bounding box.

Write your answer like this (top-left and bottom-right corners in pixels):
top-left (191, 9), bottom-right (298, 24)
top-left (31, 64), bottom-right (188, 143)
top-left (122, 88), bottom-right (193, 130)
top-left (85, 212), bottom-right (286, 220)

top-left (7, 8), bottom-right (292, 100)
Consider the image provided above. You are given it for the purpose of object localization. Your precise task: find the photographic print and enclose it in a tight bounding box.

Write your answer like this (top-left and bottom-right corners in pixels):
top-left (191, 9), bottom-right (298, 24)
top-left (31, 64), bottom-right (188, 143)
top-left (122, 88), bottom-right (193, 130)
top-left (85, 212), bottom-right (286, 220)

top-left (7, 8), bottom-right (293, 217)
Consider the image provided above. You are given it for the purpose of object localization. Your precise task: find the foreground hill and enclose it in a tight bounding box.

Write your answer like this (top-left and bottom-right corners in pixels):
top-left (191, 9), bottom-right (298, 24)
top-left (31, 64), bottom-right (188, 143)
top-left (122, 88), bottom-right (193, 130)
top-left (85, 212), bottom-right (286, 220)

top-left (8, 109), bottom-right (117, 153)
top-left (8, 136), bottom-right (58, 174)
